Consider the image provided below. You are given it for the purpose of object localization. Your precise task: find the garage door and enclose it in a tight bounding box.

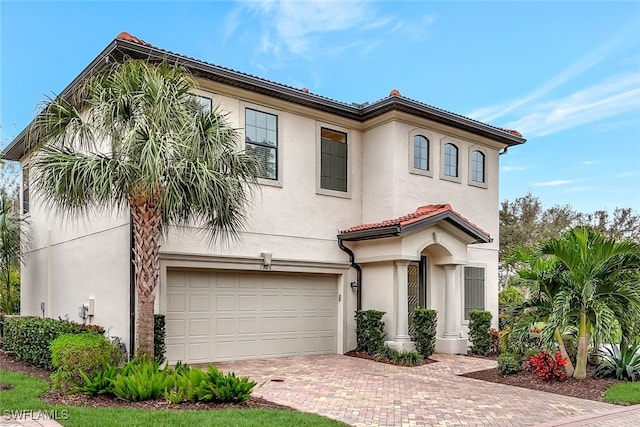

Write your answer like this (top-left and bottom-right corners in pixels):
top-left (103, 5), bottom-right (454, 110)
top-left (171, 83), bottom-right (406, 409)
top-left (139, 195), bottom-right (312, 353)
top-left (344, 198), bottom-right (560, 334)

top-left (165, 269), bottom-right (338, 364)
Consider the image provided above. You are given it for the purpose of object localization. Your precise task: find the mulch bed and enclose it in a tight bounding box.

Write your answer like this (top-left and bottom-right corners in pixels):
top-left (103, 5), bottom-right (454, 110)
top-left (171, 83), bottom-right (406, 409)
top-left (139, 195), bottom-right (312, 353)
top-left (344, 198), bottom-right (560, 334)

top-left (344, 350), bottom-right (437, 366)
top-left (0, 351), bottom-right (293, 411)
top-left (460, 364), bottom-right (622, 403)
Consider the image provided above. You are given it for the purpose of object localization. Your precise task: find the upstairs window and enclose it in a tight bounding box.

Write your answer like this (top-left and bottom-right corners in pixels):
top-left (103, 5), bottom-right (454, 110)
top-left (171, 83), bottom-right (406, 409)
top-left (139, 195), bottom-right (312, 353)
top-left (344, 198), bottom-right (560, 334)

top-left (245, 108), bottom-right (278, 180)
top-left (320, 127), bottom-right (348, 192)
top-left (187, 94), bottom-right (212, 113)
top-left (471, 150), bottom-right (485, 183)
top-left (413, 135), bottom-right (429, 171)
top-left (444, 143), bottom-right (458, 177)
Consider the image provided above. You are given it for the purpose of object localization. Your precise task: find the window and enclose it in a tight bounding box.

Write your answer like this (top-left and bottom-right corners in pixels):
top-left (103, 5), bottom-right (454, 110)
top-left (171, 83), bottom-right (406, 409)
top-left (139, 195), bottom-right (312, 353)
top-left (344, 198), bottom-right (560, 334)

top-left (464, 267), bottom-right (485, 320)
top-left (320, 127), bottom-right (348, 192)
top-left (187, 94), bottom-right (212, 113)
top-left (444, 143), bottom-right (458, 177)
top-left (22, 166), bottom-right (29, 214)
top-left (245, 108), bottom-right (278, 180)
top-left (471, 150), bottom-right (485, 183)
top-left (413, 135), bottom-right (429, 171)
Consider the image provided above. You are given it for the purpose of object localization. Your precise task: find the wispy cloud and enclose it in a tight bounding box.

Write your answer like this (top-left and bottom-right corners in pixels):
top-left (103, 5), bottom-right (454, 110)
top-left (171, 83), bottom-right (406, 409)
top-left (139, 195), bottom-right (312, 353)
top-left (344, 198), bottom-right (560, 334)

top-left (533, 180), bottom-right (576, 187)
top-left (468, 29), bottom-right (632, 123)
top-left (501, 73), bottom-right (640, 137)
top-left (615, 171), bottom-right (639, 178)
top-left (228, 1), bottom-right (434, 61)
top-left (581, 160), bottom-right (600, 165)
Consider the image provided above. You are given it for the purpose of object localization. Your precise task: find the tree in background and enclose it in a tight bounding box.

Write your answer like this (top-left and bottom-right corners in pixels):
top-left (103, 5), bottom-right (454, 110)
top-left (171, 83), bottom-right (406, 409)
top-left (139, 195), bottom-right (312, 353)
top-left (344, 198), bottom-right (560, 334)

top-left (30, 60), bottom-right (259, 357)
top-left (0, 191), bottom-right (25, 313)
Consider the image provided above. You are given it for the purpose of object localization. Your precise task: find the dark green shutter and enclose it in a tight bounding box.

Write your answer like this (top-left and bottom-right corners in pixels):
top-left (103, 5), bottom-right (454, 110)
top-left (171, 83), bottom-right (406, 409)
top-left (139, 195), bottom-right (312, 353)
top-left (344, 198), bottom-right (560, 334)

top-left (464, 267), bottom-right (485, 319)
top-left (321, 138), bottom-right (347, 192)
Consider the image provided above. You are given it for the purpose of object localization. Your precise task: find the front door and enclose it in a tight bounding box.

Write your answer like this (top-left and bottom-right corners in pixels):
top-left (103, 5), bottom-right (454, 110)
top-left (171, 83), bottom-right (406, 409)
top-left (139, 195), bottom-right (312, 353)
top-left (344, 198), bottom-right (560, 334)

top-left (407, 257), bottom-right (427, 335)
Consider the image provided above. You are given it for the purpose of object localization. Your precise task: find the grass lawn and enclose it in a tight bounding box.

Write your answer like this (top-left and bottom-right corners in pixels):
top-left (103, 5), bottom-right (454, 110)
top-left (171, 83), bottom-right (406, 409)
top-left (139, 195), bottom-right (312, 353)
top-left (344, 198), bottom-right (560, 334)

top-left (0, 370), bottom-right (347, 427)
top-left (604, 381), bottom-right (640, 405)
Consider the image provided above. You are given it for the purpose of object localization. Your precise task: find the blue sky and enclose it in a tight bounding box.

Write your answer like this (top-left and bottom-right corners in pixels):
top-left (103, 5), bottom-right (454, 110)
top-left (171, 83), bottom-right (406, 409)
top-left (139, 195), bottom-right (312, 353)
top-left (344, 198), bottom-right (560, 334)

top-left (2, 1), bottom-right (639, 213)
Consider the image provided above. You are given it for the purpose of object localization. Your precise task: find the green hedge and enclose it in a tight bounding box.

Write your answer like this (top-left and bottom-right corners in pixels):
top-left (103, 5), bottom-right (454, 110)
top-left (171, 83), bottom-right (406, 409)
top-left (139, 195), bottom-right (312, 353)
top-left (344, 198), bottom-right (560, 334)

top-left (411, 308), bottom-right (437, 358)
top-left (355, 310), bottom-right (386, 354)
top-left (468, 310), bottom-right (492, 356)
top-left (51, 333), bottom-right (123, 389)
top-left (154, 314), bottom-right (166, 362)
top-left (497, 353), bottom-right (522, 375)
top-left (3, 317), bottom-right (105, 369)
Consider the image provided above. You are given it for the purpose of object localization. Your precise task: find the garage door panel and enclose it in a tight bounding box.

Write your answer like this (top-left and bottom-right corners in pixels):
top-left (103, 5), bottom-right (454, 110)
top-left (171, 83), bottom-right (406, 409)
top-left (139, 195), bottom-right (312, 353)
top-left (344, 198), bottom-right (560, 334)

top-left (166, 270), bottom-right (337, 364)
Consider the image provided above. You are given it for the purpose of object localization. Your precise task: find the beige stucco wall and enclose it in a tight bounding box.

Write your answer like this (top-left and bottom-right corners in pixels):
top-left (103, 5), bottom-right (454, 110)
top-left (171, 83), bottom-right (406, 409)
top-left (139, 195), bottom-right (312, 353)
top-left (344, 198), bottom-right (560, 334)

top-left (17, 77), bottom-right (506, 356)
top-left (20, 171), bottom-right (131, 343)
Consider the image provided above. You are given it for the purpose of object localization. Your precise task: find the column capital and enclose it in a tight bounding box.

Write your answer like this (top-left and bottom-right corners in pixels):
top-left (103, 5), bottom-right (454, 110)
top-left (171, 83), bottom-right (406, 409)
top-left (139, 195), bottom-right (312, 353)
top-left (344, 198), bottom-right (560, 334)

top-left (443, 264), bottom-right (458, 271)
top-left (394, 260), bottom-right (412, 267)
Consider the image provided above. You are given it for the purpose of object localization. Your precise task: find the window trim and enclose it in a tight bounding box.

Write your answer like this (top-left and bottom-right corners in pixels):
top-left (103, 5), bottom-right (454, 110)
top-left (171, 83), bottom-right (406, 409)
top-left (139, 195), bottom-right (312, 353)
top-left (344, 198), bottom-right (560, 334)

top-left (240, 102), bottom-right (283, 188)
top-left (439, 137), bottom-right (461, 183)
top-left (315, 121), bottom-right (351, 198)
top-left (21, 163), bottom-right (30, 215)
top-left (408, 129), bottom-right (433, 177)
top-left (468, 147), bottom-right (488, 189)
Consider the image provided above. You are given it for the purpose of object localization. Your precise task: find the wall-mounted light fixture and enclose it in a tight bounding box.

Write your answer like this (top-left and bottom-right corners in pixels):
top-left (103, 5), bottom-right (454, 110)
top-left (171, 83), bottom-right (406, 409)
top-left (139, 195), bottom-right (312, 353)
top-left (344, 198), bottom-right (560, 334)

top-left (350, 281), bottom-right (359, 292)
top-left (260, 252), bottom-right (272, 270)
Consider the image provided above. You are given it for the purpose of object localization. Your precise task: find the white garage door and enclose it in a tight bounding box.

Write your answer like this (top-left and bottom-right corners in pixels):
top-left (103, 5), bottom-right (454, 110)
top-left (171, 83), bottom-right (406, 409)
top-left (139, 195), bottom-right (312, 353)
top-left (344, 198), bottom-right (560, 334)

top-left (165, 269), bottom-right (338, 364)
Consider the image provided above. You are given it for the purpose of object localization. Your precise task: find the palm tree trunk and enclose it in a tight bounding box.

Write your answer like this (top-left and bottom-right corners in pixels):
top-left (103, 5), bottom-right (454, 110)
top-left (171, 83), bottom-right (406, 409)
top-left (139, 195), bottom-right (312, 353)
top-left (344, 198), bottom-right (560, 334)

top-left (554, 327), bottom-right (574, 377)
top-left (131, 198), bottom-right (161, 358)
top-left (573, 310), bottom-right (589, 379)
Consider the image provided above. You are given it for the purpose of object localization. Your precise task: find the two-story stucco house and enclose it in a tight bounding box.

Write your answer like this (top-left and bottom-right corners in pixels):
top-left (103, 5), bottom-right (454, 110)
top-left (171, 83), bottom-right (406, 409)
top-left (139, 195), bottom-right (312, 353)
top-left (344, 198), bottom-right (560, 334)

top-left (3, 33), bottom-right (525, 363)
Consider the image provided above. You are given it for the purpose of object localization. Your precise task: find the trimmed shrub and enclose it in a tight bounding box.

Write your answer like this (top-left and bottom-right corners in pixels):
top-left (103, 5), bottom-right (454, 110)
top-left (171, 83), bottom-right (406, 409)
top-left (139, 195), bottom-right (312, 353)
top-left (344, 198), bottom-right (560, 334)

top-left (3, 317), bottom-right (105, 369)
top-left (50, 333), bottom-right (123, 389)
top-left (154, 314), bottom-right (166, 362)
top-left (411, 308), bottom-right (437, 358)
top-left (355, 310), bottom-right (386, 354)
top-left (497, 353), bottom-right (522, 375)
top-left (468, 310), bottom-right (492, 356)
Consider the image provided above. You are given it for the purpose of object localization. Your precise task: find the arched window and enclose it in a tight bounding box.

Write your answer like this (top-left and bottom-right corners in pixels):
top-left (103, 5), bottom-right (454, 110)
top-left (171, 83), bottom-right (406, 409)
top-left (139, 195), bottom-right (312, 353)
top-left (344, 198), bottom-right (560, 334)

top-left (471, 150), bottom-right (485, 183)
top-left (413, 135), bottom-right (429, 171)
top-left (444, 143), bottom-right (458, 177)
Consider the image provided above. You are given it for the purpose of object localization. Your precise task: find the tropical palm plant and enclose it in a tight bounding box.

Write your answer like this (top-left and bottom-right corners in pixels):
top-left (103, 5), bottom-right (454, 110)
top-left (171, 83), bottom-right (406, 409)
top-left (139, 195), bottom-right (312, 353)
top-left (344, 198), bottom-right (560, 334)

top-left (508, 248), bottom-right (576, 377)
top-left (0, 193), bottom-right (27, 313)
top-left (30, 60), bottom-right (259, 357)
top-left (541, 226), bottom-right (640, 379)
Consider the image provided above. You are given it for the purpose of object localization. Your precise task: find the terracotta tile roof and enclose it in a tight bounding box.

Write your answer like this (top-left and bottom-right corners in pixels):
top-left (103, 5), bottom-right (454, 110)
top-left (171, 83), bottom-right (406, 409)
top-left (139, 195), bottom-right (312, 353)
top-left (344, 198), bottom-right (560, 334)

top-left (340, 204), bottom-right (491, 240)
top-left (113, 32), bottom-right (524, 141)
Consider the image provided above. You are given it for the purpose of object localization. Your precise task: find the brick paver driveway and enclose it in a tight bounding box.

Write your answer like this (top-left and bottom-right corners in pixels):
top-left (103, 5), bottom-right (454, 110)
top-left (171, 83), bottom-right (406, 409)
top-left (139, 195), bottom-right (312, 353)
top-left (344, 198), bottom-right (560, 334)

top-left (216, 353), bottom-right (622, 427)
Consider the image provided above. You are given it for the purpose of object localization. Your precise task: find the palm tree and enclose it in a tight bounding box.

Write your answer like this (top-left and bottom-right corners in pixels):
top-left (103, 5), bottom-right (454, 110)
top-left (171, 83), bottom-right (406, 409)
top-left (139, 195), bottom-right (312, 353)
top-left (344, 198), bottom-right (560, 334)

top-left (0, 193), bottom-right (26, 313)
top-left (541, 226), bottom-right (640, 379)
top-left (30, 60), bottom-right (259, 357)
top-left (508, 248), bottom-right (576, 377)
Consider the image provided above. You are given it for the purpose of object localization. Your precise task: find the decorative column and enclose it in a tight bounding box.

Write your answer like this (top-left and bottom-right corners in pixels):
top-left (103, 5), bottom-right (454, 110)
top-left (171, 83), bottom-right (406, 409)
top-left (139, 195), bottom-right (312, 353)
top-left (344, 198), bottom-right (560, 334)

top-left (395, 260), bottom-right (411, 342)
top-left (443, 264), bottom-right (459, 338)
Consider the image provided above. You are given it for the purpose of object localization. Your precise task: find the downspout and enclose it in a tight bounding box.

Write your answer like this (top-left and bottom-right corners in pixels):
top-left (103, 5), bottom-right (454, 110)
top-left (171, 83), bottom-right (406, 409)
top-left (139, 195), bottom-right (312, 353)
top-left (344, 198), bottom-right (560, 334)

top-left (499, 146), bottom-right (509, 156)
top-left (338, 238), bottom-right (362, 310)
top-left (129, 215), bottom-right (135, 360)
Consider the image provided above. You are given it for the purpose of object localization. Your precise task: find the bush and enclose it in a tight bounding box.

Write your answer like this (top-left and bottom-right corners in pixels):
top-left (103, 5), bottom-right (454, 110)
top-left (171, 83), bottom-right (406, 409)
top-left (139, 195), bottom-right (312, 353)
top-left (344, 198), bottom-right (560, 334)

top-left (154, 314), bottom-right (166, 362)
top-left (195, 365), bottom-right (257, 403)
top-left (497, 353), bottom-right (522, 375)
top-left (73, 356), bottom-right (257, 404)
top-left (375, 345), bottom-right (423, 366)
top-left (468, 310), bottom-right (492, 356)
top-left (411, 308), bottom-right (437, 358)
top-left (596, 343), bottom-right (640, 381)
top-left (527, 351), bottom-right (567, 381)
top-left (3, 317), bottom-right (105, 369)
top-left (50, 333), bottom-right (123, 389)
top-left (489, 328), bottom-right (502, 355)
top-left (112, 356), bottom-right (172, 402)
top-left (355, 310), bottom-right (386, 354)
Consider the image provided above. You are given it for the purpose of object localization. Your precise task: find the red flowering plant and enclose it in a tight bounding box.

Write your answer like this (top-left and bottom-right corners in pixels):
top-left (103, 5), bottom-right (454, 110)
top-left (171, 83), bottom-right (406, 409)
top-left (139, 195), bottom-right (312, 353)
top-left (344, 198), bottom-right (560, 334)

top-left (527, 351), bottom-right (567, 381)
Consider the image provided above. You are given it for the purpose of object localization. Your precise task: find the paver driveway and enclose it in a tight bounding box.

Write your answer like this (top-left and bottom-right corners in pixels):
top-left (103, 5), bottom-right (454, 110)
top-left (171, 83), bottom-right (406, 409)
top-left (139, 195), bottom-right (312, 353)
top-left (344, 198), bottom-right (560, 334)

top-left (216, 353), bottom-right (621, 427)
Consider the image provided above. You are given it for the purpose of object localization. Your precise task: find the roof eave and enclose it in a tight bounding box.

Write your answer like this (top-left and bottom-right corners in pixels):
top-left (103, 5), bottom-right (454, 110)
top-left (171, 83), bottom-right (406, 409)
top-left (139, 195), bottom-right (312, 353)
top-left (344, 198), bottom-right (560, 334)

top-left (337, 226), bottom-right (400, 242)
top-left (401, 212), bottom-right (492, 244)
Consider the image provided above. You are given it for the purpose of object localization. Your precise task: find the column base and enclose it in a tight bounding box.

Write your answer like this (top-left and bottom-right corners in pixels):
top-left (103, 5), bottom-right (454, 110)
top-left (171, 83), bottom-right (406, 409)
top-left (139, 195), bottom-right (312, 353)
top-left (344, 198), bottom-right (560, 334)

top-left (384, 340), bottom-right (416, 352)
top-left (436, 337), bottom-right (468, 355)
